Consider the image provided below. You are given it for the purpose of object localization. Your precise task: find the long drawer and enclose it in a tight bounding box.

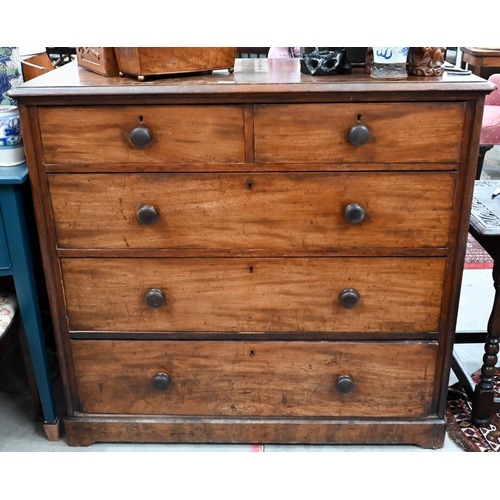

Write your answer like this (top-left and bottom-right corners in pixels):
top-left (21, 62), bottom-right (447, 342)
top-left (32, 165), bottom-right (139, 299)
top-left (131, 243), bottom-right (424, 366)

top-left (71, 340), bottom-right (438, 417)
top-left (49, 172), bottom-right (456, 250)
top-left (254, 102), bottom-right (465, 163)
top-left (38, 105), bottom-right (246, 164)
top-left (61, 257), bottom-right (446, 333)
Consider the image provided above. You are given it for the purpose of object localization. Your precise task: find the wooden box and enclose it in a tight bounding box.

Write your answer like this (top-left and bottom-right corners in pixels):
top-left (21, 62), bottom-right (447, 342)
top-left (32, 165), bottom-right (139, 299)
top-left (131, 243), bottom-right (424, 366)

top-left (114, 47), bottom-right (237, 79)
top-left (76, 47), bottom-right (119, 76)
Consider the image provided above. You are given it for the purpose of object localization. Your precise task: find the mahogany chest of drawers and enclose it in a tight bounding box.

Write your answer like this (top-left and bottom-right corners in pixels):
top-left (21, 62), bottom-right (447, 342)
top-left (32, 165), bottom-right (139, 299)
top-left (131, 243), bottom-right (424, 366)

top-left (12, 58), bottom-right (495, 447)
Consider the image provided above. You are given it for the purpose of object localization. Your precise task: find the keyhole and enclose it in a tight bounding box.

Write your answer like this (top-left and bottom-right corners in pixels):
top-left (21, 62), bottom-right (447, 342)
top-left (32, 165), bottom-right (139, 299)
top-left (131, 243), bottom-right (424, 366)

top-left (250, 350), bottom-right (255, 356)
top-left (247, 181), bottom-right (253, 190)
top-left (249, 266), bottom-right (254, 273)
top-left (357, 114), bottom-right (362, 122)
top-left (138, 115), bottom-right (144, 123)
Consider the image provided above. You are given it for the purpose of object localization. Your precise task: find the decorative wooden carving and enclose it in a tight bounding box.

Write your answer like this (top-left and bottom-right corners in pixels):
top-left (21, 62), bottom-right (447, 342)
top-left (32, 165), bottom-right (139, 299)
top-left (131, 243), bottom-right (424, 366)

top-left (76, 47), bottom-right (120, 77)
top-left (408, 47), bottom-right (446, 77)
top-left (365, 47), bottom-right (374, 74)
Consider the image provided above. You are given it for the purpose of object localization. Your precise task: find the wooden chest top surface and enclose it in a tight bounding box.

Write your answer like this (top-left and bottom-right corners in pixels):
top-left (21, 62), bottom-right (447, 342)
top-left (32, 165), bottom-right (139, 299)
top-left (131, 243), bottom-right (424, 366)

top-left (10, 58), bottom-right (496, 101)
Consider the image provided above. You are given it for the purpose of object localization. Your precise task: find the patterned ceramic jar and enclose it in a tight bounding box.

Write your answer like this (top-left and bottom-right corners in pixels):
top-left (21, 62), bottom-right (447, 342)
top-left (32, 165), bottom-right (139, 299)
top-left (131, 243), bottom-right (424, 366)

top-left (371, 47), bottom-right (409, 80)
top-left (0, 106), bottom-right (25, 166)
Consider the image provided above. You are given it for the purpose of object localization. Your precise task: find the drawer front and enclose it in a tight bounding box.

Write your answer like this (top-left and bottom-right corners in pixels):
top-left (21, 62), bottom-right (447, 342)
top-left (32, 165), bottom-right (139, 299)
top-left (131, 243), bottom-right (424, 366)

top-left (49, 172), bottom-right (456, 250)
top-left (61, 257), bottom-right (446, 333)
top-left (38, 106), bottom-right (246, 164)
top-left (254, 103), bottom-right (465, 163)
top-left (72, 340), bottom-right (438, 417)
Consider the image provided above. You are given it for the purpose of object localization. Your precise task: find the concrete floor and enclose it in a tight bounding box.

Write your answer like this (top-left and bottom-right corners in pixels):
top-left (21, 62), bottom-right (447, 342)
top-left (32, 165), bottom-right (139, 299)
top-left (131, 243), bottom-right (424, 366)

top-left (1, 147), bottom-right (499, 452)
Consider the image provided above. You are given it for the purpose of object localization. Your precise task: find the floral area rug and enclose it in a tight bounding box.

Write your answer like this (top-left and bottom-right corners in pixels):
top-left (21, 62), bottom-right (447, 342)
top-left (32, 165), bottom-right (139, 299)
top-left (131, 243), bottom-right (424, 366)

top-left (446, 369), bottom-right (500, 451)
top-left (464, 233), bottom-right (493, 269)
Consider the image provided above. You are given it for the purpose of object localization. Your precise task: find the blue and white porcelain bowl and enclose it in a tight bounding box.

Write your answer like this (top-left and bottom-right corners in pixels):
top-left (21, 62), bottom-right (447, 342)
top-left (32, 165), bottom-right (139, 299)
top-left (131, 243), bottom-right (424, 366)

top-left (0, 106), bottom-right (25, 166)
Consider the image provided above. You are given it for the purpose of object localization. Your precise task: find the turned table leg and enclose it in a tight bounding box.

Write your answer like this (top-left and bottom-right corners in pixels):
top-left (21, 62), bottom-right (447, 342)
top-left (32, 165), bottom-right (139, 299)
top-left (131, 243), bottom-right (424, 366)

top-left (472, 259), bottom-right (500, 426)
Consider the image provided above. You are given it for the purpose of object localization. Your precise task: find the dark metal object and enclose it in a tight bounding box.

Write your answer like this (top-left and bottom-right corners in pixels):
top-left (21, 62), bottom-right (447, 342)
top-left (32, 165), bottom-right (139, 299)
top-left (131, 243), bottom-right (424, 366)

top-left (340, 288), bottom-right (359, 309)
top-left (152, 372), bottom-right (170, 391)
top-left (137, 205), bottom-right (158, 225)
top-left (145, 288), bottom-right (164, 308)
top-left (349, 124), bottom-right (370, 146)
top-left (336, 374), bottom-right (355, 394)
top-left (130, 126), bottom-right (151, 147)
top-left (299, 47), bottom-right (352, 76)
top-left (345, 203), bottom-right (365, 224)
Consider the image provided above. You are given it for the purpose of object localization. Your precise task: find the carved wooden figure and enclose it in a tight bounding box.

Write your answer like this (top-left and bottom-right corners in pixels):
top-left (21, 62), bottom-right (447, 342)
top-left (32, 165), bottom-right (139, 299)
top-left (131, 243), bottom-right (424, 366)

top-left (365, 47), bottom-right (374, 74)
top-left (408, 47), bottom-right (446, 77)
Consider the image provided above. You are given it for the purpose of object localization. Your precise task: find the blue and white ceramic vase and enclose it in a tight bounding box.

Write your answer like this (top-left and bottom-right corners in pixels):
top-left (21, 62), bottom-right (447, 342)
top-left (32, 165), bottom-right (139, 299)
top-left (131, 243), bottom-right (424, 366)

top-left (0, 47), bottom-right (23, 106)
top-left (0, 106), bottom-right (24, 166)
top-left (371, 47), bottom-right (409, 80)
top-left (0, 48), bottom-right (24, 166)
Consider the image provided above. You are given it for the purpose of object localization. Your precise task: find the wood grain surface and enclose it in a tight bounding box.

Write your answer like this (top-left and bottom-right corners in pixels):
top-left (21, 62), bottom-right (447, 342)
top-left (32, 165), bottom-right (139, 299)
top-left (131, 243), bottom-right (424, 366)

top-left (48, 172), bottom-right (456, 251)
top-left (61, 257), bottom-right (446, 333)
top-left (255, 102), bottom-right (465, 163)
top-left (71, 340), bottom-right (438, 417)
top-left (38, 105), bottom-right (245, 164)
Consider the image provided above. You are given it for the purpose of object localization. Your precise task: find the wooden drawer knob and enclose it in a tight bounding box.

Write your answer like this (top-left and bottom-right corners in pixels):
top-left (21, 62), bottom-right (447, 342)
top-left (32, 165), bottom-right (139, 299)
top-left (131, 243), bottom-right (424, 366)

top-left (348, 124), bottom-right (370, 146)
top-left (152, 372), bottom-right (170, 391)
top-left (130, 126), bottom-right (151, 148)
top-left (336, 374), bottom-right (355, 394)
top-left (344, 203), bottom-right (365, 224)
top-left (340, 288), bottom-right (359, 309)
top-left (145, 288), bottom-right (164, 308)
top-left (137, 205), bottom-right (158, 225)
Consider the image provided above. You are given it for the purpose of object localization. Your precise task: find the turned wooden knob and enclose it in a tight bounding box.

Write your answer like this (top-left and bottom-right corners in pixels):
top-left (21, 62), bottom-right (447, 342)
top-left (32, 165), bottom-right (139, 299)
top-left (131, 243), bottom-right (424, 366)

top-left (336, 374), bottom-right (355, 394)
top-left (130, 126), bottom-right (151, 147)
top-left (152, 372), bottom-right (170, 391)
top-left (137, 205), bottom-right (158, 225)
top-left (348, 124), bottom-right (370, 146)
top-left (340, 288), bottom-right (359, 309)
top-left (145, 288), bottom-right (164, 308)
top-left (344, 203), bottom-right (365, 224)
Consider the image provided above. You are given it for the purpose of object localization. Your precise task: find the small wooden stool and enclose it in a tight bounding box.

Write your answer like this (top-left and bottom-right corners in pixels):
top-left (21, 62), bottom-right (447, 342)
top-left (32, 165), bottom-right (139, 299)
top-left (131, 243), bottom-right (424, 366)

top-left (453, 180), bottom-right (500, 426)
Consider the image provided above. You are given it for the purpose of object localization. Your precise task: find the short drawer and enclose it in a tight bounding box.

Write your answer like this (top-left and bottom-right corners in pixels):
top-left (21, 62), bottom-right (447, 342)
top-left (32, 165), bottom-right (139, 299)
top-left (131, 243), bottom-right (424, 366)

top-left (61, 257), bottom-right (446, 333)
top-left (48, 171), bottom-right (456, 250)
top-left (71, 339), bottom-right (438, 418)
top-left (254, 102), bottom-right (465, 164)
top-left (38, 105), bottom-right (246, 164)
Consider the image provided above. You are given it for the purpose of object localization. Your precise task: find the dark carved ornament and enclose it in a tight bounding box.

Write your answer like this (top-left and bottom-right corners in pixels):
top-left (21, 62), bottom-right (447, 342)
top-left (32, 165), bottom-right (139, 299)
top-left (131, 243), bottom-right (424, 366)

top-left (408, 47), bottom-right (446, 76)
top-left (365, 47), bottom-right (374, 74)
top-left (299, 48), bottom-right (352, 76)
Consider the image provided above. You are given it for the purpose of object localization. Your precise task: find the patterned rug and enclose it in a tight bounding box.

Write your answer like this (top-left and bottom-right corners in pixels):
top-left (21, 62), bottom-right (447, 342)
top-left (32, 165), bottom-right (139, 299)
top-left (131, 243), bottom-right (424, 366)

top-left (446, 368), bottom-right (500, 451)
top-left (464, 233), bottom-right (493, 269)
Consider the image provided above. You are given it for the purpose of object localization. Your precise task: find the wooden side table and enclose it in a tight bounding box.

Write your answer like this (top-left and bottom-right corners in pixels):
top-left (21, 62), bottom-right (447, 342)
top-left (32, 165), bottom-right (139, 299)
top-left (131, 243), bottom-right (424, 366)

top-left (460, 47), bottom-right (500, 77)
top-left (0, 163), bottom-right (59, 440)
top-left (453, 180), bottom-right (500, 426)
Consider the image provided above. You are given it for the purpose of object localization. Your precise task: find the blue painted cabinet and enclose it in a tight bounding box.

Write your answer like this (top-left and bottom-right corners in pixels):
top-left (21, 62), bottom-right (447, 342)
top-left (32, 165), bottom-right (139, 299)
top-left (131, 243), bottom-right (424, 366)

top-left (0, 164), bottom-right (58, 440)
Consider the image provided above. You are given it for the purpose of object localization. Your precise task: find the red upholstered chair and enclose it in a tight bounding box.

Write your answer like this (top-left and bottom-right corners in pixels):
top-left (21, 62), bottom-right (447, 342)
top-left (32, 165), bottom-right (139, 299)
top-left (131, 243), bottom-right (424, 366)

top-left (477, 73), bottom-right (500, 179)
